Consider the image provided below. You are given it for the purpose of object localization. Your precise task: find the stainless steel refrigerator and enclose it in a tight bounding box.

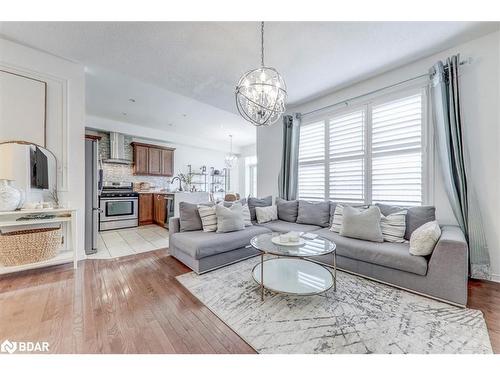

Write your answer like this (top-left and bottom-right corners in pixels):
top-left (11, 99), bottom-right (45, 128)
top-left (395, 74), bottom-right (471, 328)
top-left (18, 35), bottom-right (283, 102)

top-left (85, 138), bottom-right (103, 254)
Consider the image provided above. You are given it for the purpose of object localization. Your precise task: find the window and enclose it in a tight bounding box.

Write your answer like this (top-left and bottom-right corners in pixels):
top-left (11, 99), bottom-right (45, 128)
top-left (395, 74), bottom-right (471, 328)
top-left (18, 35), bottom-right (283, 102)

top-left (245, 156), bottom-right (257, 197)
top-left (298, 90), bottom-right (426, 206)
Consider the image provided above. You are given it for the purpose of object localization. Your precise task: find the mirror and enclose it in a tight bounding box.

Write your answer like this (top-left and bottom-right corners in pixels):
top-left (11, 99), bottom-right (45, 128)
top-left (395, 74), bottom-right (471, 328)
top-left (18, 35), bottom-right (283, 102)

top-left (0, 141), bottom-right (58, 211)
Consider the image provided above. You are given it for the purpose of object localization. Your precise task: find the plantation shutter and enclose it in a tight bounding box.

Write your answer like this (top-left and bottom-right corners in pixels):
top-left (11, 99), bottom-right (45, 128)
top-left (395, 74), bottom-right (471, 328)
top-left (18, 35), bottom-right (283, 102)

top-left (298, 121), bottom-right (325, 201)
top-left (371, 94), bottom-right (423, 205)
top-left (328, 110), bottom-right (365, 203)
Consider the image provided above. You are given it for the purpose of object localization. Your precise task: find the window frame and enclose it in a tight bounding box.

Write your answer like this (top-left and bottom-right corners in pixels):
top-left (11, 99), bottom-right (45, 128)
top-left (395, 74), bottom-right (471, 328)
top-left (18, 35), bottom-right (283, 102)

top-left (298, 84), bottom-right (432, 206)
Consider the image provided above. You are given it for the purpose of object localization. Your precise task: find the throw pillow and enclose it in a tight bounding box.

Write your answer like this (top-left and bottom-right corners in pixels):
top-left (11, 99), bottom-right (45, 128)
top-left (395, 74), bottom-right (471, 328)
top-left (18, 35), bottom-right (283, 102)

top-left (255, 205), bottom-right (278, 224)
top-left (198, 205), bottom-right (217, 232)
top-left (223, 198), bottom-right (247, 207)
top-left (380, 209), bottom-right (408, 243)
top-left (276, 198), bottom-right (299, 222)
top-left (340, 205), bottom-right (384, 242)
top-left (296, 200), bottom-right (330, 227)
top-left (179, 201), bottom-right (213, 232)
top-left (242, 204), bottom-right (252, 227)
top-left (376, 203), bottom-right (436, 240)
top-left (248, 196), bottom-right (272, 221)
top-left (409, 221), bottom-right (441, 256)
top-left (215, 204), bottom-right (245, 233)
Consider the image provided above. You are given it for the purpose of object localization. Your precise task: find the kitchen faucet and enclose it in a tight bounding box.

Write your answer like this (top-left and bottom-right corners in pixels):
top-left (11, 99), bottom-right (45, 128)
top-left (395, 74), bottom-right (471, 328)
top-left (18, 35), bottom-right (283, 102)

top-left (171, 176), bottom-right (182, 191)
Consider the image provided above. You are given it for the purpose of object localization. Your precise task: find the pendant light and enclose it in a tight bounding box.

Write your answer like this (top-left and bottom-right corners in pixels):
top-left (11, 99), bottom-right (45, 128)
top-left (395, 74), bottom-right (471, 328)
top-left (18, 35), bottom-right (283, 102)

top-left (235, 22), bottom-right (287, 127)
top-left (225, 135), bottom-right (238, 169)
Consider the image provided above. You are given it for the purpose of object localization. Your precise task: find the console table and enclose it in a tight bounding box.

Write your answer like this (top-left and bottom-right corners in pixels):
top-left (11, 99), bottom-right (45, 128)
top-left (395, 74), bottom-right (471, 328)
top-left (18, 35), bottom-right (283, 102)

top-left (0, 208), bottom-right (78, 275)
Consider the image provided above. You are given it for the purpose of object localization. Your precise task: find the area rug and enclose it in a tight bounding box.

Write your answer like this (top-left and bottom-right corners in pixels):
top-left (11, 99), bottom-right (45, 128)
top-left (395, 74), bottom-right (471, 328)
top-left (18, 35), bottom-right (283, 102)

top-left (176, 257), bottom-right (492, 354)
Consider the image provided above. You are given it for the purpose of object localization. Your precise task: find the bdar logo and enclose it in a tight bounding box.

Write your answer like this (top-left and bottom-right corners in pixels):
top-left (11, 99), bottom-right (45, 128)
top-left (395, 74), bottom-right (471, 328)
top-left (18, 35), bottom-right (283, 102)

top-left (1, 339), bottom-right (17, 354)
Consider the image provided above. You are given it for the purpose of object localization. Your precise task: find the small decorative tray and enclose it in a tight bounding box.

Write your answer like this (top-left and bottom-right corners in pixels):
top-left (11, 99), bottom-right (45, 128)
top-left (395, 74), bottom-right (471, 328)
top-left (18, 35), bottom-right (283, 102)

top-left (271, 236), bottom-right (306, 247)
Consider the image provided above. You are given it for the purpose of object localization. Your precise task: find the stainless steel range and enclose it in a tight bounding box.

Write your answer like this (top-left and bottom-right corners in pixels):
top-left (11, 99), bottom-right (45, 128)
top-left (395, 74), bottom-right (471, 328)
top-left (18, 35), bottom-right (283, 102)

top-left (99, 182), bottom-right (139, 231)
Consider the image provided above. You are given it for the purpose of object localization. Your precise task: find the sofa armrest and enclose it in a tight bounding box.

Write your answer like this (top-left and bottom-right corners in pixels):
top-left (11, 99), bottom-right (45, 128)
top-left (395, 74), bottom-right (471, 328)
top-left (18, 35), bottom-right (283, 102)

top-left (169, 217), bottom-right (180, 234)
top-left (428, 225), bottom-right (468, 278)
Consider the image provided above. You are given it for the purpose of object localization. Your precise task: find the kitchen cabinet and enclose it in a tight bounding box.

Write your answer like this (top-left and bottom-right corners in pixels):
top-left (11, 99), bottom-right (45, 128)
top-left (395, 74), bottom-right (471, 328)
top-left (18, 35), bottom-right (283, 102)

top-left (138, 193), bottom-right (154, 225)
top-left (131, 142), bottom-right (175, 176)
top-left (153, 194), bottom-right (167, 226)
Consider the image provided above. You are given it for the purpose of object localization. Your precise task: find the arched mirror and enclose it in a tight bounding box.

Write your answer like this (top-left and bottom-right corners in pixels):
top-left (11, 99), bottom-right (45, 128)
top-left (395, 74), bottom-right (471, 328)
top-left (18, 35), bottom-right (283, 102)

top-left (0, 141), bottom-right (58, 211)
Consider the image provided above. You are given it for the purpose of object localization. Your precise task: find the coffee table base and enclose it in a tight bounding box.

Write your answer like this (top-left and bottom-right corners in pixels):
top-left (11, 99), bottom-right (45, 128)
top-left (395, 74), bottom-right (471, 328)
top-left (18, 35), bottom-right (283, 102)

top-left (252, 258), bottom-right (334, 299)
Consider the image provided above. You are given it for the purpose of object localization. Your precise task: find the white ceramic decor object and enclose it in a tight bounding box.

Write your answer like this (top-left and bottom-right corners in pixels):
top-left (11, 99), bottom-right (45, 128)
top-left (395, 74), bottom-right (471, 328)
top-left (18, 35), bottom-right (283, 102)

top-left (0, 179), bottom-right (21, 211)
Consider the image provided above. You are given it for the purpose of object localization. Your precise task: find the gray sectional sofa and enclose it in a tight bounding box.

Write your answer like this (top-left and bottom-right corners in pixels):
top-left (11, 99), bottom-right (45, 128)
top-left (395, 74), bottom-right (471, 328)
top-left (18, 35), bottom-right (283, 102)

top-left (169, 198), bottom-right (469, 306)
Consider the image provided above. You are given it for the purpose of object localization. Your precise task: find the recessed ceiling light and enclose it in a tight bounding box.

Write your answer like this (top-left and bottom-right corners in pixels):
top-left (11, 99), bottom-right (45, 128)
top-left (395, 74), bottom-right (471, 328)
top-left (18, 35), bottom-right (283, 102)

top-left (122, 112), bottom-right (127, 116)
top-left (182, 114), bottom-right (187, 117)
top-left (128, 98), bottom-right (136, 103)
top-left (168, 123), bottom-right (173, 127)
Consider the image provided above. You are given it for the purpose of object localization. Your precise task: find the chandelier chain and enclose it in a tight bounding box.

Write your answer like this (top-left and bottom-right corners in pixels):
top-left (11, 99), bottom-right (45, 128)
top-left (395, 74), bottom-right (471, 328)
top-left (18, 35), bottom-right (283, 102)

top-left (261, 21), bottom-right (264, 67)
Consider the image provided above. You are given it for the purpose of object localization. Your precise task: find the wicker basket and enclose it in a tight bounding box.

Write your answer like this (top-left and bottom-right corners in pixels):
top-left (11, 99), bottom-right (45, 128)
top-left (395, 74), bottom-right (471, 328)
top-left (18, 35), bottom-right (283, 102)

top-left (0, 227), bottom-right (62, 266)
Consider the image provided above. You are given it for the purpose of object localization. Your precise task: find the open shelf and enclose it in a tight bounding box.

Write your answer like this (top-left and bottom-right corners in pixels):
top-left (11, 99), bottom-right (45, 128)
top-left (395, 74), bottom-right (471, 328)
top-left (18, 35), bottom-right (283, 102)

top-left (0, 250), bottom-right (74, 275)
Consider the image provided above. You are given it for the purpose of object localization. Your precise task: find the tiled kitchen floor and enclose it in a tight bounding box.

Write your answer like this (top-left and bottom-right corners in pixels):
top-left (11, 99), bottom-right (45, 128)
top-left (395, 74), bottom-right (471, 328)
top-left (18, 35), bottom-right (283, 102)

top-left (87, 225), bottom-right (169, 259)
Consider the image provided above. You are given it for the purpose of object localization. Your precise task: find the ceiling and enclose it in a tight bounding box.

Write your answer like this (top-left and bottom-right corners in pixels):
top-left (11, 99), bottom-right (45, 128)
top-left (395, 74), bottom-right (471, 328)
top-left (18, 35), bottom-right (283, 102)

top-left (1, 21), bottom-right (499, 145)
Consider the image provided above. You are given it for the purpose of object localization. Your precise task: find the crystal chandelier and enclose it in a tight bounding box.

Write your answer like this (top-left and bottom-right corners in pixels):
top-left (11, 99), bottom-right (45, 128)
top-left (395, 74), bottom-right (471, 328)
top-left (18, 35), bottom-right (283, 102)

top-left (235, 22), bottom-right (287, 127)
top-left (225, 135), bottom-right (238, 169)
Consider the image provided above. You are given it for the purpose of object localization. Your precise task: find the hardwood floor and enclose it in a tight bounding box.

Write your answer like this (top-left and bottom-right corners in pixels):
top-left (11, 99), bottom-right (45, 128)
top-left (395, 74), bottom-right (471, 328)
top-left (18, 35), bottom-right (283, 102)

top-left (0, 250), bottom-right (255, 354)
top-left (0, 250), bottom-right (499, 354)
top-left (468, 279), bottom-right (500, 353)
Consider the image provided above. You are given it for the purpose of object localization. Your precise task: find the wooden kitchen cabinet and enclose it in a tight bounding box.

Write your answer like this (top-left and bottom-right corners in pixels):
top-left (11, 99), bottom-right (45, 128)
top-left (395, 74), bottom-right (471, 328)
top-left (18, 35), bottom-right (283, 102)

top-left (153, 194), bottom-right (166, 226)
top-left (133, 144), bottom-right (149, 175)
top-left (131, 142), bottom-right (175, 176)
top-left (138, 193), bottom-right (154, 225)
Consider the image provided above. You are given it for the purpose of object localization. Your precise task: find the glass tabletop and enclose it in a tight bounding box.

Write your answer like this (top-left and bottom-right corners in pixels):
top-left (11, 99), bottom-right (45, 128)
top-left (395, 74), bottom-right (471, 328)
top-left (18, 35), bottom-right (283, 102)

top-left (250, 232), bottom-right (336, 257)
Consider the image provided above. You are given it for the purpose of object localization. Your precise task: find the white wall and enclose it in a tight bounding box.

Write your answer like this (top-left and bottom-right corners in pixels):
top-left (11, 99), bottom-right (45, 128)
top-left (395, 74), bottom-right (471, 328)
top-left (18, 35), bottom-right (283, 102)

top-left (86, 116), bottom-right (242, 194)
top-left (1, 37), bottom-right (86, 258)
top-left (237, 143), bottom-right (257, 198)
top-left (257, 31), bottom-right (500, 280)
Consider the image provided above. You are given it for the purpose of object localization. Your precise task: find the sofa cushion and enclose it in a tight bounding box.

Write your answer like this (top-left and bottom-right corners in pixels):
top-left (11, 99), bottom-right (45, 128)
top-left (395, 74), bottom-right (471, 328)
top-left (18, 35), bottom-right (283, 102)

top-left (170, 225), bottom-right (271, 260)
top-left (256, 220), bottom-right (321, 233)
top-left (248, 196), bottom-right (272, 221)
top-left (296, 200), bottom-right (330, 227)
top-left (314, 228), bottom-right (428, 276)
top-left (340, 205), bottom-right (383, 242)
top-left (276, 198), bottom-right (299, 222)
top-left (255, 205), bottom-right (278, 224)
top-left (179, 201), bottom-right (213, 232)
top-left (376, 203), bottom-right (436, 240)
top-left (216, 204), bottom-right (245, 233)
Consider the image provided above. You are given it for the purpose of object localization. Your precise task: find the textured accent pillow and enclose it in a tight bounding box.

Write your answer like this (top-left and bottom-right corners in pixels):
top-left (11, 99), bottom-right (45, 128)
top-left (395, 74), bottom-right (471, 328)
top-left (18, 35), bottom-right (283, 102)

top-left (179, 201), bottom-right (213, 232)
top-left (376, 203), bottom-right (436, 240)
top-left (198, 205), bottom-right (217, 232)
top-left (296, 200), bottom-right (330, 227)
top-left (248, 196), bottom-right (272, 221)
top-left (409, 221), bottom-right (441, 256)
top-left (329, 201), bottom-right (337, 226)
top-left (255, 205), bottom-right (278, 224)
top-left (216, 204), bottom-right (245, 233)
top-left (276, 198), bottom-right (299, 222)
top-left (242, 204), bottom-right (252, 227)
top-left (330, 204), bottom-right (344, 233)
top-left (380, 209), bottom-right (408, 243)
top-left (340, 205), bottom-right (383, 242)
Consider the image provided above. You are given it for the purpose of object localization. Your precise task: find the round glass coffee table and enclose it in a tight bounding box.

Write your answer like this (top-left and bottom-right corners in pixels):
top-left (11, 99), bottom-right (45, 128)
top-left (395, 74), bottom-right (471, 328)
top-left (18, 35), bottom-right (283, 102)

top-left (250, 232), bottom-right (337, 301)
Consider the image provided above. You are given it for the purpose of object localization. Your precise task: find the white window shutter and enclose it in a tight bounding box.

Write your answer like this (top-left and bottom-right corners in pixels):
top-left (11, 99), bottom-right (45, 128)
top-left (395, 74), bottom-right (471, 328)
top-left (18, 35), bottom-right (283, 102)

top-left (298, 121), bottom-right (325, 201)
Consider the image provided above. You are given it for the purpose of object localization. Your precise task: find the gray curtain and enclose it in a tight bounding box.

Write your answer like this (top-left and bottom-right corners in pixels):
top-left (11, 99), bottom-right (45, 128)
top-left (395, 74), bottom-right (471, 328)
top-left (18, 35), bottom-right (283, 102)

top-left (278, 114), bottom-right (301, 200)
top-left (430, 55), bottom-right (490, 279)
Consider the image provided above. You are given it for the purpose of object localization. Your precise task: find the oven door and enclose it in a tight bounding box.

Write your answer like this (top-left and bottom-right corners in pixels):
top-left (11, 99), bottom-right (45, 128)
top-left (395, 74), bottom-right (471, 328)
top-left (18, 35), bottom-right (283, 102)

top-left (99, 197), bottom-right (138, 222)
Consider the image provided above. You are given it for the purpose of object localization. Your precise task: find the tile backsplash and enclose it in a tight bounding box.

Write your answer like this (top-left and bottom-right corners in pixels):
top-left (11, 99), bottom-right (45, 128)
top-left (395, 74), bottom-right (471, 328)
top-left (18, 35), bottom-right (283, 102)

top-left (97, 131), bottom-right (171, 189)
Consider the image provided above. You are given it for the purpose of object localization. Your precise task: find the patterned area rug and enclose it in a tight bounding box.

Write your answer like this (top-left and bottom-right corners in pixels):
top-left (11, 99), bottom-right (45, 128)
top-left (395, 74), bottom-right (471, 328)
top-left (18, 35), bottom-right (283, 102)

top-left (176, 257), bottom-right (492, 354)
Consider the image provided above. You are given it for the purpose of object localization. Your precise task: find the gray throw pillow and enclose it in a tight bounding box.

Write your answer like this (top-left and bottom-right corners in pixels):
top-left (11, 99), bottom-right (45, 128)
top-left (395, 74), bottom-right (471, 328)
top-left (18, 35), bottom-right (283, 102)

top-left (222, 198), bottom-right (247, 207)
top-left (179, 201), bottom-right (213, 232)
top-left (340, 205), bottom-right (383, 242)
top-left (216, 204), bottom-right (245, 233)
top-left (276, 198), bottom-right (299, 222)
top-left (248, 196), bottom-right (272, 221)
top-left (296, 200), bottom-right (330, 227)
top-left (376, 203), bottom-right (435, 240)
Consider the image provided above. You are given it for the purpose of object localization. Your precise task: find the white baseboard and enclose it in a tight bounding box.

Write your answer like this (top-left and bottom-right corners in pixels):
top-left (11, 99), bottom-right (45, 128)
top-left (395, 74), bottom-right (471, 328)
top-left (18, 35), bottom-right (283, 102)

top-left (490, 273), bottom-right (500, 283)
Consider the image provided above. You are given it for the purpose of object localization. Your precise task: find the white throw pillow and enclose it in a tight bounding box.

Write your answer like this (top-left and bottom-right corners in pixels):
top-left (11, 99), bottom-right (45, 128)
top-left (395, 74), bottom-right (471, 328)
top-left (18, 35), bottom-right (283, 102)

top-left (255, 205), bottom-right (278, 224)
top-left (409, 221), bottom-right (441, 256)
top-left (330, 204), bottom-right (345, 233)
top-left (380, 209), bottom-right (408, 243)
top-left (215, 203), bottom-right (245, 233)
top-left (198, 205), bottom-right (217, 232)
top-left (241, 204), bottom-right (252, 227)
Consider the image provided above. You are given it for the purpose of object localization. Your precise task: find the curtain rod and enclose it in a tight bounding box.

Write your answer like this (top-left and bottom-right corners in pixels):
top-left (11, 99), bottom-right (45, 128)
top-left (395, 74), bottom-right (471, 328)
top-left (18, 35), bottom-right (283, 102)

top-left (300, 59), bottom-right (470, 118)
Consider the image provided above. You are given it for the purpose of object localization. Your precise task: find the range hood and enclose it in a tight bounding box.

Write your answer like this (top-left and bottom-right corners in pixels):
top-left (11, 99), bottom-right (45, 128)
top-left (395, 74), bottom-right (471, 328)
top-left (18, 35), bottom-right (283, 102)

top-left (103, 132), bottom-right (133, 165)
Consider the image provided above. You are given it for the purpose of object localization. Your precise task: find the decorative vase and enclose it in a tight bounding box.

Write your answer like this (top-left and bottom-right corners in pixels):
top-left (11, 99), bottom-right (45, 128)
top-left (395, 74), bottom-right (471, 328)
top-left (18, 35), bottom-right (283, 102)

top-left (0, 179), bottom-right (21, 212)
